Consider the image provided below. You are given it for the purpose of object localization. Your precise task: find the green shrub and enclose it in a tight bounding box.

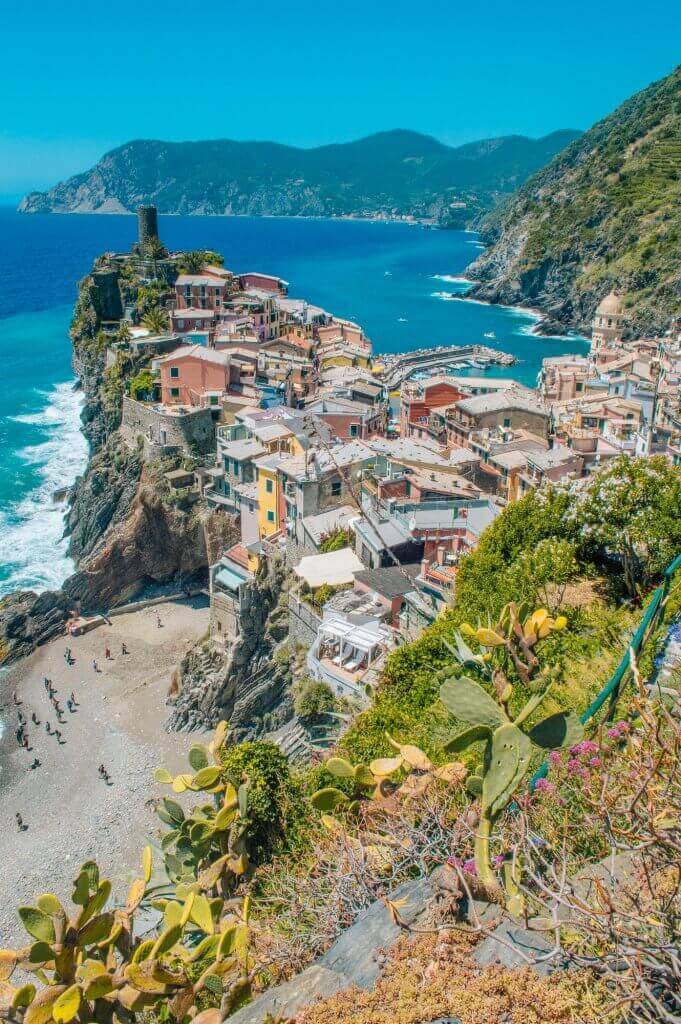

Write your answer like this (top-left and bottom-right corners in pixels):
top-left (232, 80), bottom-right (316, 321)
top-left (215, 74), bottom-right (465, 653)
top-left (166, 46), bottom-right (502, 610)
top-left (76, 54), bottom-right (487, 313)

top-left (219, 741), bottom-right (305, 862)
top-left (295, 679), bottom-right (335, 718)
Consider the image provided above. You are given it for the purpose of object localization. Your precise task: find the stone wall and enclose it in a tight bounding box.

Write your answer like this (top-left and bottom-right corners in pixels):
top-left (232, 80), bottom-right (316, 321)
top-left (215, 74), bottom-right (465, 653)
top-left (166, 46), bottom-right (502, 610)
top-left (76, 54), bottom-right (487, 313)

top-left (288, 590), bottom-right (321, 647)
top-left (121, 397), bottom-right (215, 458)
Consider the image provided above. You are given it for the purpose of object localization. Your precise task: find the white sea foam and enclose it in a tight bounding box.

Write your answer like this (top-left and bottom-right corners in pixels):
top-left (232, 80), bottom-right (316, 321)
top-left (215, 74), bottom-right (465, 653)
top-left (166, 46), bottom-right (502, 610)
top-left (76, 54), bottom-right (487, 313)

top-left (431, 274), bottom-right (472, 285)
top-left (0, 381), bottom-right (88, 598)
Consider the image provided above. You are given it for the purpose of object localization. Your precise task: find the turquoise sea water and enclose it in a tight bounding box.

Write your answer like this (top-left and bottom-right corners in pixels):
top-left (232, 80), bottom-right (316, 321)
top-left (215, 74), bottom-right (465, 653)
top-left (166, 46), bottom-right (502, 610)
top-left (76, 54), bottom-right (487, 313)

top-left (0, 207), bottom-right (589, 598)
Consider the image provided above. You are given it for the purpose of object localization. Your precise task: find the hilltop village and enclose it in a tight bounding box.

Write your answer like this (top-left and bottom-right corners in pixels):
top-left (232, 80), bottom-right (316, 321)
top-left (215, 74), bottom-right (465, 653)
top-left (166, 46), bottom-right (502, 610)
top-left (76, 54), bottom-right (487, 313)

top-left (55, 206), bottom-right (681, 750)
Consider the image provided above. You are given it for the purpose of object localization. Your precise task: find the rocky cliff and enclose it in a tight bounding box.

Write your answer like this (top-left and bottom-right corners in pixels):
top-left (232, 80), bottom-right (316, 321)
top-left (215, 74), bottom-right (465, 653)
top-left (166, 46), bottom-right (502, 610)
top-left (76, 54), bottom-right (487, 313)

top-left (18, 129), bottom-right (581, 226)
top-left (167, 559), bottom-right (294, 741)
top-left (467, 65), bottom-right (681, 336)
top-left (0, 268), bottom-right (234, 665)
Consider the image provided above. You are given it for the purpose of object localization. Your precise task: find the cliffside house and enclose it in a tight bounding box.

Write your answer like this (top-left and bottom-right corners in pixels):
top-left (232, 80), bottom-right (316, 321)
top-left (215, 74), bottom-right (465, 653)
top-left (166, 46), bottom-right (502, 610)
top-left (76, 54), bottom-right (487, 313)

top-left (174, 273), bottom-right (231, 311)
top-left (157, 346), bottom-right (233, 409)
top-left (306, 587), bottom-right (395, 699)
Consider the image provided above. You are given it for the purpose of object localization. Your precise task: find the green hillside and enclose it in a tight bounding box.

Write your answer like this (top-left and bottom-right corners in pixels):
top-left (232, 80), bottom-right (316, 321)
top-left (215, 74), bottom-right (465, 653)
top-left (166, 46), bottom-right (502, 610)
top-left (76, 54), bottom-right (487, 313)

top-left (468, 65), bottom-right (681, 335)
top-left (18, 128), bottom-right (580, 226)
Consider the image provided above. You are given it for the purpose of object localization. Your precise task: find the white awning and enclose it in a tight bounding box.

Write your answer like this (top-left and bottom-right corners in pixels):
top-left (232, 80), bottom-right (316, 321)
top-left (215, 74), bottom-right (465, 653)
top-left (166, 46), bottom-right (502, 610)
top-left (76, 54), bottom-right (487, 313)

top-left (293, 547), bottom-right (365, 588)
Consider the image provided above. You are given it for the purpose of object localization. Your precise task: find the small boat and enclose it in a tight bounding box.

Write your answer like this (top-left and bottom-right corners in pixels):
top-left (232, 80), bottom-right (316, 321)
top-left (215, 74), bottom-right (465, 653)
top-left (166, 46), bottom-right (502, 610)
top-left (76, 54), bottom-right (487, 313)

top-left (397, 317), bottom-right (408, 322)
top-left (483, 331), bottom-right (496, 339)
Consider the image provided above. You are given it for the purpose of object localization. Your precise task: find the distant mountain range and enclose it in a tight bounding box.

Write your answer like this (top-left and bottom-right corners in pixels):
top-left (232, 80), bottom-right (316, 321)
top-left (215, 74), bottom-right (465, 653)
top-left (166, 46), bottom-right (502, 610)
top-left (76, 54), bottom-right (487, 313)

top-left (18, 129), bottom-right (582, 226)
top-left (467, 65), bottom-right (681, 335)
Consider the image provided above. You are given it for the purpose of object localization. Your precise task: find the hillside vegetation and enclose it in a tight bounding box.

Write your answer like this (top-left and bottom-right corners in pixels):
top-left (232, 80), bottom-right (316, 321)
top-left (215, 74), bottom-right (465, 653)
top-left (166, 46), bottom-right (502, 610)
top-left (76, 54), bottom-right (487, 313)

top-left (467, 64), bottom-right (681, 335)
top-left (18, 129), bottom-right (580, 226)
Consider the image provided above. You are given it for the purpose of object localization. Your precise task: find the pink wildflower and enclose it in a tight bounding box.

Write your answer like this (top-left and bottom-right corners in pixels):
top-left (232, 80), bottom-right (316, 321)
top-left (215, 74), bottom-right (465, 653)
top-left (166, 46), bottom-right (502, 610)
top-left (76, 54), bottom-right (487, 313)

top-left (463, 858), bottom-right (477, 875)
top-left (549, 750), bottom-right (562, 766)
top-left (589, 757), bottom-right (601, 768)
top-left (534, 777), bottom-right (556, 793)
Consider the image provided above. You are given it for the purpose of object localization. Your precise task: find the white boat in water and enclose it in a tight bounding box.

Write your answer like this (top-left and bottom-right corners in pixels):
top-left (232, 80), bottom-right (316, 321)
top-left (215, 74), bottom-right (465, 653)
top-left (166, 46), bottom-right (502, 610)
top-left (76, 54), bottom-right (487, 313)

top-left (483, 331), bottom-right (496, 339)
top-left (397, 317), bottom-right (408, 322)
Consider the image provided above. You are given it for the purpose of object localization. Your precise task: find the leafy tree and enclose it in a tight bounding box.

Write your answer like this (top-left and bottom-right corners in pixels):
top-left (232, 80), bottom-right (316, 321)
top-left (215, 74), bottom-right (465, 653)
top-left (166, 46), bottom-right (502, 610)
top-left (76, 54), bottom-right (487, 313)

top-left (179, 250), bottom-right (224, 274)
top-left (143, 236), bottom-right (167, 260)
top-left (129, 368), bottom-right (156, 401)
top-left (142, 306), bottom-right (170, 335)
top-left (563, 455), bottom-right (681, 595)
top-left (503, 537), bottom-right (579, 612)
top-left (116, 320), bottom-right (132, 344)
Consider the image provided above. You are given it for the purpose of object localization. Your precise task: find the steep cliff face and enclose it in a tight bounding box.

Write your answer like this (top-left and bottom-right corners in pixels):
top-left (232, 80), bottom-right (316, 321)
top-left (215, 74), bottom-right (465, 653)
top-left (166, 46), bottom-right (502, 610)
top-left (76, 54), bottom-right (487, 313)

top-left (168, 561), bottom-right (294, 741)
top-left (18, 130), bottom-right (581, 225)
top-left (64, 478), bottom-right (237, 612)
top-left (467, 65), bottom-right (681, 336)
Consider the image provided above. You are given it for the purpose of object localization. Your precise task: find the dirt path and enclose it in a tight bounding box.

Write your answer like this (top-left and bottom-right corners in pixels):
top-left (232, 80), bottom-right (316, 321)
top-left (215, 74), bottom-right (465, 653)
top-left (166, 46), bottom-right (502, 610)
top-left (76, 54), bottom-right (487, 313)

top-left (0, 598), bottom-right (209, 945)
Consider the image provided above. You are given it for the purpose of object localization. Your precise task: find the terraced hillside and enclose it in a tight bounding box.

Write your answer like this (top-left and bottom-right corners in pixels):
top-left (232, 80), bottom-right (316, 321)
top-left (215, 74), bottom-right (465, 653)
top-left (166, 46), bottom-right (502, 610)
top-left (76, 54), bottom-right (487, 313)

top-left (467, 65), bottom-right (681, 336)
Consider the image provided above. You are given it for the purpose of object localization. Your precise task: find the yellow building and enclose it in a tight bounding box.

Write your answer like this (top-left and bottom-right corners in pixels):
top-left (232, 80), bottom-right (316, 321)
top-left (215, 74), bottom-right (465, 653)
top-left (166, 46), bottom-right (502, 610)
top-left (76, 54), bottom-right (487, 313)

top-left (255, 460), bottom-right (282, 538)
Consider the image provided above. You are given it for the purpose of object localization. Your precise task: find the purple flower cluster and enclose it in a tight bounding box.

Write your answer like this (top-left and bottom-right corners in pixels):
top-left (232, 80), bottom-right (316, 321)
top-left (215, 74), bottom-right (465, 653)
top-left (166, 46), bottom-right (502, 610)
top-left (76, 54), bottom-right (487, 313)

top-left (570, 740), bottom-right (599, 757)
top-left (534, 778), bottom-right (556, 794)
top-left (446, 854), bottom-right (478, 875)
top-left (607, 721), bottom-right (630, 740)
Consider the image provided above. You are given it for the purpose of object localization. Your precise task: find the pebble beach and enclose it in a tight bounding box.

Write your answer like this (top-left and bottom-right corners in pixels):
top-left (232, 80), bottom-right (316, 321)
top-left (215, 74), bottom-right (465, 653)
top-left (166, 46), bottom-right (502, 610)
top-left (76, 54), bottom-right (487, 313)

top-left (0, 597), bottom-right (209, 945)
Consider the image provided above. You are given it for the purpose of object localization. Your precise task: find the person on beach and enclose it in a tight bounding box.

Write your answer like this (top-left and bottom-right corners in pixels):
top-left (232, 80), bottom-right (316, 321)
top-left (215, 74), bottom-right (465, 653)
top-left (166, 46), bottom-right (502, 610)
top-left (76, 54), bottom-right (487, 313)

top-left (29, 758), bottom-right (40, 770)
top-left (16, 813), bottom-right (25, 832)
top-left (64, 648), bottom-right (71, 662)
top-left (121, 643), bottom-right (128, 655)
top-left (54, 729), bottom-right (63, 743)
top-left (156, 613), bottom-right (162, 628)
top-left (31, 712), bottom-right (40, 726)
top-left (21, 734), bottom-right (30, 750)
top-left (66, 699), bottom-right (74, 713)
top-left (17, 710), bottom-right (25, 725)
top-left (13, 691), bottom-right (21, 706)
top-left (70, 691), bottom-right (78, 706)
top-left (45, 720), bottom-right (52, 735)
top-left (93, 659), bottom-right (99, 673)
top-left (105, 646), bottom-right (111, 660)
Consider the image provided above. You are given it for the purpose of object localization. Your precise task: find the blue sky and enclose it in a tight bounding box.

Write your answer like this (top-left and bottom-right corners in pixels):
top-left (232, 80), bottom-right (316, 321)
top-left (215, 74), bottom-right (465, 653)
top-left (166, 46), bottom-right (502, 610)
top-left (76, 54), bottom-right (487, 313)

top-left (1, 0), bottom-right (679, 200)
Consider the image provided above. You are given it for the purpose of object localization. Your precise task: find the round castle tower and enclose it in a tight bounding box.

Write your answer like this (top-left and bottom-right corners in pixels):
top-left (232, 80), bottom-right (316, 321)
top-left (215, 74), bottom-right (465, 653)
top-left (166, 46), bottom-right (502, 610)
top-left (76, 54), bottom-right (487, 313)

top-left (137, 205), bottom-right (159, 247)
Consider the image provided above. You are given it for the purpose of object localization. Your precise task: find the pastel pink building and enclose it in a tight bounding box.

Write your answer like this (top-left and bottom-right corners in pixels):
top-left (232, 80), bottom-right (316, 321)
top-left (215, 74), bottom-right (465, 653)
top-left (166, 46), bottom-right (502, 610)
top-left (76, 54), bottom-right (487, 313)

top-left (174, 274), bottom-right (229, 310)
top-left (158, 346), bottom-right (231, 406)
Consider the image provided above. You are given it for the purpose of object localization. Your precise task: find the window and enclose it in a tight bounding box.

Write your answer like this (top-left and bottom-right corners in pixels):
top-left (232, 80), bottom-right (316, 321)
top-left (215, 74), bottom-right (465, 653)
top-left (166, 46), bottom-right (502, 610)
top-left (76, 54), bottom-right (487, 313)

top-left (349, 423), bottom-right (359, 437)
top-left (267, 510), bottom-right (275, 523)
top-left (170, 367), bottom-right (179, 378)
top-left (576, 382), bottom-right (584, 392)
top-left (503, 417), bottom-right (511, 428)
top-left (331, 478), bottom-right (342, 497)
top-left (265, 478), bottom-right (274, 494)
top-left (224, 482), bottom-right (230, 496)
top-left (170, 387), bottom-right (180, 398)
top-left (405, 481), bottom-right (411, 497)
top-left (233, 460), bottom-right (240, 477)
top-left (210, 396), bottom-right (218, 406)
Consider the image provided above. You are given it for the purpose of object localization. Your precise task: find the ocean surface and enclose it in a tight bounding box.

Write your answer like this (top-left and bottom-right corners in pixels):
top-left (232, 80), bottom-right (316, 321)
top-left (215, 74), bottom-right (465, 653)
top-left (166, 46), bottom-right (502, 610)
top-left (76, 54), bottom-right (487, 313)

top-left (0, 207), bottom-right (589, 599)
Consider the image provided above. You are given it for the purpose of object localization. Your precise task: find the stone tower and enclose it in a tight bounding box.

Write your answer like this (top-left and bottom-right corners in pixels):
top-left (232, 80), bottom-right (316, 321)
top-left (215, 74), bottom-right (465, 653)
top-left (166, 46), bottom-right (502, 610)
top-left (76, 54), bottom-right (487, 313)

top-left (137, 205), bottom-right (159, 247)
top-left (591, 292), bottom-right (625, 349)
